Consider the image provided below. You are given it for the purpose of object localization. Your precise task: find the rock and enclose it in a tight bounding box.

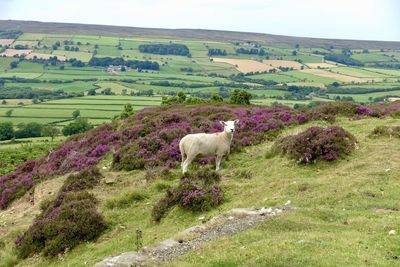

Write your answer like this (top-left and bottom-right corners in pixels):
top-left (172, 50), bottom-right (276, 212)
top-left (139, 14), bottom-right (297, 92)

top-left (284, 200), bottom-right (291, 206)
top-left (389, 230), bottom-right (396, 235)
top-left (228, 216), bottom-right (234, 220)
top-left (229, 208), bottom-right (259, 216)
top-left (198, 216), bottom-right (205, 221)
top-left (259, 207), bottom-right (272, 215)
top-left (385, 168), bottom-right (391, 173)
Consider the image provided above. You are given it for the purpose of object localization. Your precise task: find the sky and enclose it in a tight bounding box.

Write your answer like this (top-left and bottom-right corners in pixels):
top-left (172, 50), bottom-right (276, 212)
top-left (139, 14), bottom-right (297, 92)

top-left (0, 0), bottom-right (399, 41)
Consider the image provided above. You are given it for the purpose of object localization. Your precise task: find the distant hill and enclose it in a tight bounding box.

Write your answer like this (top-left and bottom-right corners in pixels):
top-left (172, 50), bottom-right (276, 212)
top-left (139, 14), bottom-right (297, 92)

top-left (0, 19), bottom-right (399, 50)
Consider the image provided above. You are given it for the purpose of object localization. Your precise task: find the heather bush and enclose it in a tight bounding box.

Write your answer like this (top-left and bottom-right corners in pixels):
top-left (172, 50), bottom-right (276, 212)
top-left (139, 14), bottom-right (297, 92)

top-left (369, 125), bottom-right (400, 138)
top-left (15, 168), bottom-right (106, 258)
top-left (273, 126), bottom-right (357, 163)
top-left (152, 168), bottom-right (223, 222)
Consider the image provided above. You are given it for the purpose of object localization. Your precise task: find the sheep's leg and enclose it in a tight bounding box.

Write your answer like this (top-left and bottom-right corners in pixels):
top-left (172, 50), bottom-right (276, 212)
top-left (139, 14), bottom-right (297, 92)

top-left (216, 154), bottom-right (223, 171)
top-left (181, 151), bottom-right (186, 173)
top-left (183, 154), bottom-right (195, 174)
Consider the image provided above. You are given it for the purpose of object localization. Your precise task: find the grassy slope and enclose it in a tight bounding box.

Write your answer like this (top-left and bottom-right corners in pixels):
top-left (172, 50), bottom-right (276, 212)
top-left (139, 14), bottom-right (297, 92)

top-left (4, 116), bottom-right (398, 267)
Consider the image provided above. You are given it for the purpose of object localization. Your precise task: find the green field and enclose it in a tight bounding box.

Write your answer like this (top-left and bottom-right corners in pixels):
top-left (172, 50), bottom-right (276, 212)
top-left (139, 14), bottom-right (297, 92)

top-left (1, 31), bottom-right (400, 127)
top-left (0, 95), bottom-right (162, 126)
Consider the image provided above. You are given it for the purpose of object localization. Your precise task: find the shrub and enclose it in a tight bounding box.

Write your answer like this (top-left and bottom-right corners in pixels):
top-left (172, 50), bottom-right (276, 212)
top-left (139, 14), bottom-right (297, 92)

top-left (15, 168), bottom-right (106, 258)
top-left (61, 167), bottom-right (102, 192)
top-left (230, 89), bottom-right (252, 105)
top-left (151, 168), bottom-right (224, 222)
top-left (62, 118), bottom-right (93, 136)
top-left (273, 126), bottom-right (357, 163)
top-left (369, 125), bottom-right (400, 138)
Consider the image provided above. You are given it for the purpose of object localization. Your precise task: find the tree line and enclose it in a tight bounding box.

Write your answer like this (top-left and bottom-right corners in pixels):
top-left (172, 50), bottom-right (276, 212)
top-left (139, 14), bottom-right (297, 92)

top-left (0, 118), bottom-right (94, 141)
top-left (207, 48), bottom-right (227, 56)
top-left (236, 48), bottom-right (267, 56)
top-left (138, 44), bottom-right (191, 56)
top-left (0, 87), bottom-right (83, 100)
top-left (88, 57), bottom-right (160, 70)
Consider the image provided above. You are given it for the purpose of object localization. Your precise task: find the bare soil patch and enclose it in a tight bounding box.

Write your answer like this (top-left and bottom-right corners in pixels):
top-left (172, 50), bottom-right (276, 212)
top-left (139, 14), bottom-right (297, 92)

top-left (0, 176), bottom-right (66, 237)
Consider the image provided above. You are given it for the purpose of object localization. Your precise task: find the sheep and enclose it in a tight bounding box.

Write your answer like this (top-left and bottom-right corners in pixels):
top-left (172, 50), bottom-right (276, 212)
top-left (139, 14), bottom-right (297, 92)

top-left (179, 120), bottom-right (239, 174)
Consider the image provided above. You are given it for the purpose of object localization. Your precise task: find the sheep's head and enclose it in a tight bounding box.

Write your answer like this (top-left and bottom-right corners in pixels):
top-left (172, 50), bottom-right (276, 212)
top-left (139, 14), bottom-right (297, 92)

top-left (220, 120), bottom-right (239, 133)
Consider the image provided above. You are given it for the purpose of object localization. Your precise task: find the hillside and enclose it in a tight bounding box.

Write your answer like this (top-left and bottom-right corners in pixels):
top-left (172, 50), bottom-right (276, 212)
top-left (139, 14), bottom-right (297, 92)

top-left (1, 101), bottom-right (400, 266)
top-left (1, 20), bottom-right (400, 49)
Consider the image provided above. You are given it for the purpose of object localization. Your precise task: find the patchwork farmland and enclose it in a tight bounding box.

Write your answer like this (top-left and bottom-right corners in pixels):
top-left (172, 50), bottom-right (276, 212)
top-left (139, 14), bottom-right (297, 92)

top-left (1, 22), bottom-right (400, 132)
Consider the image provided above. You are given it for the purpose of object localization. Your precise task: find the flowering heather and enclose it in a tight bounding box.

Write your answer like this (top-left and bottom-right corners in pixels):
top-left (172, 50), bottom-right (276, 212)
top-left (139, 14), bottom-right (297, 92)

top-left (152, 168), bottom-right (224, 221)
top-left (15, 168), bottom-right (106, 258)
top-left (273, 126), bottom-right (357, 163)
top-left (2, 101), bottom-right (400, 209)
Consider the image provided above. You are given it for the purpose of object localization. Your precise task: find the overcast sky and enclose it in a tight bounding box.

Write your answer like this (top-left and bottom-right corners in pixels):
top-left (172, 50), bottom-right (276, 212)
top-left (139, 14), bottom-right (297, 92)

top-left (0, 0), bottom-right (399, 41)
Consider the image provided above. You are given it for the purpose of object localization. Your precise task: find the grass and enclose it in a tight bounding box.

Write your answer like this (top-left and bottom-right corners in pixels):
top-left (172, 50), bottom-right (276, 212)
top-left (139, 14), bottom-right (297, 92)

top-left (327, 90), bottom-right (400, 102)
top-left (171, 117), bottom-right (400, 266)
top-left (52, 50), bottom-right (93, 62)
top-left (2, 116), bottom-right (399, 266)
top-left (0, 95), bottom-right (162, 126)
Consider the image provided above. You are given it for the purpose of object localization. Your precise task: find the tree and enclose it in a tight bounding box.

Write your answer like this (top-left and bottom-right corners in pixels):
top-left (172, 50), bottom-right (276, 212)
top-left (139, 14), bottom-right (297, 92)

top-left (330, 82), bottom-right (340, 87)
top-left (32, 98), bottom-right (39, 104)
top-left (177, 91), bottom-right (186, 102)
top-left (292, 50), bottom-right (297, 56)
top-left (0, 122), bottom-right (14, 140)
top-left (101, 88), bottom-right (113, 95)
top-left (211, 92), bottom-right (223, 102)
top-left (121, 89), bottom-right (127, 95)
top-left (59, 65), bottom-right (65, 70)
top-left (5, 109), bottom-right (13, 117)
top-left (230, 89), bottom-right (252, 105)
top-left (1, 100), bottom-right (7, 105)
top-left (10, 61), bottom-right (18, 69)
top-left (72, 110), bottom-right (80, 119)
top-left (42, 125), bottom-right (60, 141)
top-left (15, 122), bottom-right (43, 138)
top-left (120, 103), bottom-right (134, 119)
top-left (87, 89), bottom-right (96, 96)
top-left (62, 118), bottom-right (93, 136)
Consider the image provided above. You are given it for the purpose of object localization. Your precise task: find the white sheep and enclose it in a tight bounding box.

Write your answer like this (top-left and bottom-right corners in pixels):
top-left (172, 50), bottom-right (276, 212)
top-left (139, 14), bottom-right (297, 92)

top-left (179, 120), bottom-right (239, 174)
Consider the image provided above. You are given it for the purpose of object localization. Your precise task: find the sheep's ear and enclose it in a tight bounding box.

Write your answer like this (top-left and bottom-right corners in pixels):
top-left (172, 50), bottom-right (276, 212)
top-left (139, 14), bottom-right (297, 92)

top-left (234, 119), bottom-right (240, 124)
top-left (219, 121), bottom-right (226, 126)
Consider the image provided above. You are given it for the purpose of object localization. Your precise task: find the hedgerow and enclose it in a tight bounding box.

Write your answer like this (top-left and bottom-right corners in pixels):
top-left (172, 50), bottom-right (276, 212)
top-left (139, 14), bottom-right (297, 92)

top-left (273, 126), bottom-right (357, 163)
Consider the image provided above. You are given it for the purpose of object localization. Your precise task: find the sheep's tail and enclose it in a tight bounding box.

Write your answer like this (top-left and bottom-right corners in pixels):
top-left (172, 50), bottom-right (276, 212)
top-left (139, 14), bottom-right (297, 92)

top-left (179, 139), bottom-right (186, 162)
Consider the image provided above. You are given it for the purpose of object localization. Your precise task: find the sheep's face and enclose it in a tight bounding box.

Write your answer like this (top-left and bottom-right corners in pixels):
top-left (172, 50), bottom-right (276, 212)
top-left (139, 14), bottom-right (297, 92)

top-left (220, 120), bottom-right (239, 133)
